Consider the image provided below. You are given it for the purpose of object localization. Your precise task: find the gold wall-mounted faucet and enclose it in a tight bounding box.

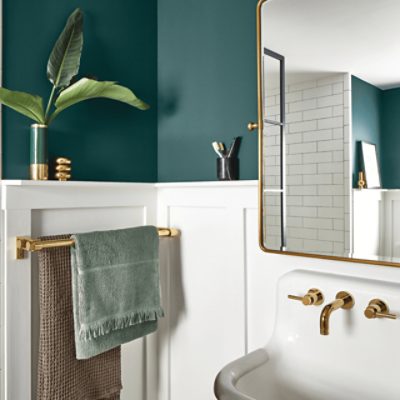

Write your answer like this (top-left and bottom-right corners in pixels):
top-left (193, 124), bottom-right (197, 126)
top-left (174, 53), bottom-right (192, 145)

top-left (320, 291), bottom-right (354, 335)
top-left (364, 299), bottom-right (397, 320)
top-left (288, 288), bottom-right (324, 306)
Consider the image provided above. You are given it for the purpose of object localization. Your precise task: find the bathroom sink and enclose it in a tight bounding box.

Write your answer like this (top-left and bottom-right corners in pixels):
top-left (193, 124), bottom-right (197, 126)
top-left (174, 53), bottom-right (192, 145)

top-left (214, 270), bottom-right (400, 400)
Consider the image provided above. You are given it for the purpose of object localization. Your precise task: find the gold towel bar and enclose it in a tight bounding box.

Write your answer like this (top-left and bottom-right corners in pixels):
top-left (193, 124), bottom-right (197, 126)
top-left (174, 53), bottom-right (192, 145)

top-left (16, 227), bottom-right (180, 260)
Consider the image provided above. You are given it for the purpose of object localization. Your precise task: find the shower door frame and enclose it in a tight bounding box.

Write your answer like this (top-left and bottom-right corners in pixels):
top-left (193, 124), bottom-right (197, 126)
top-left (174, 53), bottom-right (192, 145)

top-left (263, 47), bottom-right (286, 251)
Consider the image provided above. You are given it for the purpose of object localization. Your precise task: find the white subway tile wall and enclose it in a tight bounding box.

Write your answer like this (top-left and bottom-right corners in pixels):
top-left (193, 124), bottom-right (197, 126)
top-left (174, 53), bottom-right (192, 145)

top-left (263, 73), bottom-right (352, 255)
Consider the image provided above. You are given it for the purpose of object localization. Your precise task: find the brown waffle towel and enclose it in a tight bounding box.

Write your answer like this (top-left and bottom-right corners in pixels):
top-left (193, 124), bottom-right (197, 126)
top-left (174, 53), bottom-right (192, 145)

top-left (37, 235), bottom-right (122, 400)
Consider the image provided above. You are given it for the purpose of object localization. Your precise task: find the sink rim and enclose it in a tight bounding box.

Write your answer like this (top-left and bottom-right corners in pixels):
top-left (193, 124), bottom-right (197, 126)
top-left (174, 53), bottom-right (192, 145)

top-left (214, 349), bottom-right (269, 400)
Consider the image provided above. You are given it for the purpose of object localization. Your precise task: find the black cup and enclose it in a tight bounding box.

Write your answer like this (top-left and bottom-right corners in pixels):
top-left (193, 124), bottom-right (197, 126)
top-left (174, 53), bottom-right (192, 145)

top-left (217, 158), bottom-right (239, 181)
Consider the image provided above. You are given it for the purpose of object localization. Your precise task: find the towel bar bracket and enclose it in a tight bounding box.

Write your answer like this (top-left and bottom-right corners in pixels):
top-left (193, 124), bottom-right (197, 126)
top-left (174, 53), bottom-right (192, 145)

top-left (16, 227), bottom-right (180, 260)
top-left (16, 237), bottom-right (76, 259)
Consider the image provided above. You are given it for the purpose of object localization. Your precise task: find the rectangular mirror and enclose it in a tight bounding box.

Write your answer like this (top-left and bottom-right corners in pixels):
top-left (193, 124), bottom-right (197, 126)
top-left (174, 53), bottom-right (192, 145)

top-left (259, 0), bottom-right (400, 266)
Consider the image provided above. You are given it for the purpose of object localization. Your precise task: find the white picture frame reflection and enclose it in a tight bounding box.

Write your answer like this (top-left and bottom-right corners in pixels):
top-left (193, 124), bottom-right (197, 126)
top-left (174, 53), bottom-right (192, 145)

top-left (360, 141), bottom-right (381, 189)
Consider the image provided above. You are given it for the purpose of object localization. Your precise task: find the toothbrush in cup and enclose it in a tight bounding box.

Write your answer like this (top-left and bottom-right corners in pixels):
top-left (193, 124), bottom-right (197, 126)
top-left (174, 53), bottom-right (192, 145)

top-left (212, 141), bottom-right (226, 158)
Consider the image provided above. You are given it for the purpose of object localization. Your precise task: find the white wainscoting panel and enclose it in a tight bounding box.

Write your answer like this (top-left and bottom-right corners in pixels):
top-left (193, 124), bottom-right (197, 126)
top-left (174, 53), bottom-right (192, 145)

top-left (383, 190), bottom-right (400, 260)
top-left (353, 189), bottom-right (384, 259)
top-left (3, 180), bottom-right (400, 400)
top-left (157, 182), bottom-right (257, 400)
top-left (1, 181), bottom-right (157, 400)
top-left (157, 181), bottom-right (400, 395)
top-left (353, 189), bottom-right (400, 262)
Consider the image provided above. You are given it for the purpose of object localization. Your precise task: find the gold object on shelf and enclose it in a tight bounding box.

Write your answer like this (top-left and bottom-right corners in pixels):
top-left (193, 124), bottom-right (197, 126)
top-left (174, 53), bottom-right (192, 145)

top-left (16, 227), bottom-right (180, 260)
top-left (247, 122), bottom-right (259, 132)
top-left (320, 291), bottom-right (354, 336)
top-left (358, 171), bottom-right (366, 190)
top-left (55, 157), bottom-right (72, 181)
top-left (30, 164), bottom-right (49, 181)
top-left (288, 288), bottom-right (324, 306)
top-left (364, 299), bottom-right (397, 320)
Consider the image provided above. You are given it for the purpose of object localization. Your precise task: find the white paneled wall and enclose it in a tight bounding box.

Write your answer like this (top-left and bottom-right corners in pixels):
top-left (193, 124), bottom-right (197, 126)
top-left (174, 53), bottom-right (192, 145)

top-left (157, 182), bottom-right (254, 400)
top-left (3, 181), bottom-right (400, 400)
top-left (353, 189), bottom-right (400, 263)
top-left (157, 181), bottom-right (400, 400)
top-left (264, 73), bottom-right (352, 256)
top-left (1, 181), bottom-right (158, 400)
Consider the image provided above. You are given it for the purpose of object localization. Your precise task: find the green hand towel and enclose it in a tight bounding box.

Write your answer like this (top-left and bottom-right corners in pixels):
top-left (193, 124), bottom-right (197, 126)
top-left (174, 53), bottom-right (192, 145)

top-left (71, 226), bottom-right (164, 360)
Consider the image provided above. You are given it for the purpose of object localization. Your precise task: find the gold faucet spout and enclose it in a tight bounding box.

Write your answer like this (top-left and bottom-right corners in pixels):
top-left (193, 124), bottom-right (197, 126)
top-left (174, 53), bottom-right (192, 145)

top-left (320, 291), bottom-right (354, 336)
top-left (320, 299), bottom-right (344, 335)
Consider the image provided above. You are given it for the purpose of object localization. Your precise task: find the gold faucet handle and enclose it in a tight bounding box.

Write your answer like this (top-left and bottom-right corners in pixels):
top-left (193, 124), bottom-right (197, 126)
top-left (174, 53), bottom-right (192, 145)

top-left (364, 299), bottom-right (397, 320)
top-left (288, 288), bottom-right (324, 306)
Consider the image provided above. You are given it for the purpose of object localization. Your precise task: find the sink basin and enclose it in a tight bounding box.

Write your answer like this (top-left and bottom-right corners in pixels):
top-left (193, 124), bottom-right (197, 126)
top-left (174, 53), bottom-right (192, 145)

top-left (215, 270), bottom-right (400, 400)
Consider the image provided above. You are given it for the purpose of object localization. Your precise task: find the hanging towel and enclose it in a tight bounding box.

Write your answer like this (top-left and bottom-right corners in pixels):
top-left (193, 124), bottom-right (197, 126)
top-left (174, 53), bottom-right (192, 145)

top-left (37, 235), bottom-right (122, 400)
top-left (71, 226), bottom-right (164, 360)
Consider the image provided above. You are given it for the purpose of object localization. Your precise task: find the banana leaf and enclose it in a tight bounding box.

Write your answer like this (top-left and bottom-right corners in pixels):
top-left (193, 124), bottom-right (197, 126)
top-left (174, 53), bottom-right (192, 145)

top-left (49, 78), bottom-right (149, 123)
top-left (47, 8), bottom-right (83, 89)
top-left (0, 87), bottom-right (45, 123)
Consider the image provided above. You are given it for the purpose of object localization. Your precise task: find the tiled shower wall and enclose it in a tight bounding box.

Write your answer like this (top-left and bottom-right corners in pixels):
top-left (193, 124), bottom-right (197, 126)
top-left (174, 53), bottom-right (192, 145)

top-left (263, 73), bottom-right (352, 255)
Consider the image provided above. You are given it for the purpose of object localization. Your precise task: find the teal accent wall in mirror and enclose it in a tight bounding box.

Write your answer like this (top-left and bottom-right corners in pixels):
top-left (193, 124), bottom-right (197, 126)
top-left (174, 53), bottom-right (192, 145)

top-left (352, 76), bottom-right (400, 189)
top-left (3, 0), bottom-right (158, 182)
top-left (157, 0), bottom-right (259, 182)
top-left (351, 76), bottom-right (382, 188)
top-left (381, 88), bottom-right (400, 188)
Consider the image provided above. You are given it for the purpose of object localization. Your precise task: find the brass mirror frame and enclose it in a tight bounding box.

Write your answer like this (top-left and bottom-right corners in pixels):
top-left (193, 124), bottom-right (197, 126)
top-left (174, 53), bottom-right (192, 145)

top-left (254, 0), bottom-right (400, 268)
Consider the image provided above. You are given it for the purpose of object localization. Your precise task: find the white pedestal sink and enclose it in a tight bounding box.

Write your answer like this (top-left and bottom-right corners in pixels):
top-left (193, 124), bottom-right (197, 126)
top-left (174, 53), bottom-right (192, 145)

top-left (215, 270), bottom-right (400, 400)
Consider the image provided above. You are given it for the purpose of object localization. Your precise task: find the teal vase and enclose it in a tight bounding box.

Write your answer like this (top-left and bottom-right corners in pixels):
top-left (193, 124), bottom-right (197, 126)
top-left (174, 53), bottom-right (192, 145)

top-left (30, 124), bottom-right (48, 180)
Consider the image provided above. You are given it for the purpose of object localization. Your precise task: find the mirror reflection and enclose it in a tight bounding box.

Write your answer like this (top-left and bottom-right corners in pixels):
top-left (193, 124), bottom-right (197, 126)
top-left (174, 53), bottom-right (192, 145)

top-left (261, 0), bottom-right (400, 263)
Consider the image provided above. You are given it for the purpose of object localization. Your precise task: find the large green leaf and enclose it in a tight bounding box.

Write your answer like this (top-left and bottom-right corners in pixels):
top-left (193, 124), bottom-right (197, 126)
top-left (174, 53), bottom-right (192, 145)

top-left (47, 8), bottom-right (83, 89)
top-left (0, 87), bottom-right (45, 123)
top-left (49, 78), bottom-right (149, 122)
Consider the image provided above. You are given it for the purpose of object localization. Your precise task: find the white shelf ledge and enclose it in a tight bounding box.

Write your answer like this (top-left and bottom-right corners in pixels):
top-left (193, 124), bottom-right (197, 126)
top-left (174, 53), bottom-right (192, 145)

top-left (1, 180), bottom-right (155, 188)
top-left (1, 179), bottom-right (258, 189)
top-left (156, 180), bottom-right (258, 188)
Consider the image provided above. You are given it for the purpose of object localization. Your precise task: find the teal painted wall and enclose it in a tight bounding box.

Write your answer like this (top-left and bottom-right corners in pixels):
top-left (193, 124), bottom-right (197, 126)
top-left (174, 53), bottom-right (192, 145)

top-left (3, 0), bottom-right (158, 181)
top-left (157, 0), bottom-right (259, 182)
top-left (3, 0), bottom-right (259, 182)
top-left (381, 87), bottom-right (400, 188)
top-left (351, 76), bottom-right (382, 187)
top-left (352, 76), bottom-right (400, 189)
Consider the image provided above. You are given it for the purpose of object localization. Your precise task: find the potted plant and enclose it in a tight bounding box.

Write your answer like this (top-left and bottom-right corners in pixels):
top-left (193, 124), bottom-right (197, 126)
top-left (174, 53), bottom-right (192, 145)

top-left (0, 8), bottom-right (149, 180)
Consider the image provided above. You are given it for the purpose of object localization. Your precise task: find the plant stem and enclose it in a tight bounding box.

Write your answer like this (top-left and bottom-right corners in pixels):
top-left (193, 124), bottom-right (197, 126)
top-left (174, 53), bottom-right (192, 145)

top-left (44, 85), bottom-right (57, 123)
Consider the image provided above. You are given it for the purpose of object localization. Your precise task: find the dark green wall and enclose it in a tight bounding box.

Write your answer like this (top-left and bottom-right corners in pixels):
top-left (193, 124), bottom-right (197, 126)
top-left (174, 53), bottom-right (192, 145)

top-left (3, 0), bottom-right (158, 181)
top-left (352, 76), bottom-right (400, 188)
top-left (351, 76), bottom-right (383, 187)
top-left (4, 0), bottom-right (259, 182)
top-left (381, 87), bottom-right (400, 188)
top-left (157, 0), bottom-right (259, 182)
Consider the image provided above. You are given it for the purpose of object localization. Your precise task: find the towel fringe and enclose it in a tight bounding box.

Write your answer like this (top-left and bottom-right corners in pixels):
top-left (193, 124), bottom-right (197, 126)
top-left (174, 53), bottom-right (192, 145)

top-left (79, 308), bottom-right (165, 341)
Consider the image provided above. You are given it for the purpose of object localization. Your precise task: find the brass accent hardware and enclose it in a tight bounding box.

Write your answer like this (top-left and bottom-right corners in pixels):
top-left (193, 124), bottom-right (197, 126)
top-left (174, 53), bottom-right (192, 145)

top-left (30, 164), bottom-right (49, 181)
top-left (55, 157), bottom-right (72, 181)
top-left (248, 122), bottom-right (259, 132)
top-left (358, 171), bottom-right (366, 190)
top-left (56, 157), bottom-right (71, 165)
top-left (364, 299), bottom-right (397, 320)
top-left (288, 288), bottom-right (324, 306)
top-left (16, 227), bottom-right (180, 260)
top-left (320, 291), bottom-right (354, 336)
